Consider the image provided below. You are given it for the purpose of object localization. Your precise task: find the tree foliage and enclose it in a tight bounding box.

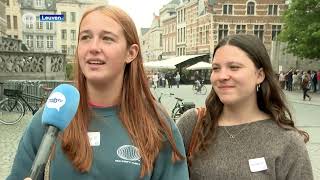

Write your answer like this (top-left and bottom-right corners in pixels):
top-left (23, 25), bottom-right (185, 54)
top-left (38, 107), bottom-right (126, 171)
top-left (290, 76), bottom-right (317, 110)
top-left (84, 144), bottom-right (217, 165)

top-left (279, 0), bottom-right (320, 59)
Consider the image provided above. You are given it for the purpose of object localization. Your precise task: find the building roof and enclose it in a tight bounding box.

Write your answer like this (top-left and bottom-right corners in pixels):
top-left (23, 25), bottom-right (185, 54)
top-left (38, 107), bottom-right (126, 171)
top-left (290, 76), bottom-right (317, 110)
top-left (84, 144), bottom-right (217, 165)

top-left (140, 28), bottom-right (150, 35)
top-left (168, 0), bottom-right (181, 5)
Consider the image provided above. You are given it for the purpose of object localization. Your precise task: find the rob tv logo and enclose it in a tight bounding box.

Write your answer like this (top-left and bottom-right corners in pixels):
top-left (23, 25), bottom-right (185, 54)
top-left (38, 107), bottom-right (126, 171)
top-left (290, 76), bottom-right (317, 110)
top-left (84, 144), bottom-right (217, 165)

top-left (39, 14), bottom-right (64, 22)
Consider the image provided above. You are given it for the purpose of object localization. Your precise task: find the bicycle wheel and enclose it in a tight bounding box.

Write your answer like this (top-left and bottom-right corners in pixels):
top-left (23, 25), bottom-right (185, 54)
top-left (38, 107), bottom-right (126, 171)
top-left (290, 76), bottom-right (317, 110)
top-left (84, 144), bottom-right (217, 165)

top-left (0, 98), bottom-right (25, 125)
top-left (193, 85), bottom-right (198, 94)
top-left (171, 107), bottom-right (182, 122)
top-left (200, 86), bottom-right (207, 95)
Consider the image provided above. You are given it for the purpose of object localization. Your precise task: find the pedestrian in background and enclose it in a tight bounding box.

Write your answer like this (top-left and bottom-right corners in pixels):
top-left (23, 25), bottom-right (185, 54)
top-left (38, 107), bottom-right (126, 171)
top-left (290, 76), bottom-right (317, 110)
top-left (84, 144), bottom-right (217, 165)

top-left (279, 71), bottom-right (285, 89)
top-left (301, 71), bottom-right (312, 101)
top-left (175, 72), bottom-right (181, 88)
top-left (177, 34), bottom-right (313, 179)
top-left (311, 70), bottom-right (317, 93)
top-left (152, 72), bottom-right (159, 89)
top-left (317, 69), bottom-right (320, 93)
top-left (8, 5), bottom-right (188, 180)
top-left (292, 71), bottom-right (298, 91)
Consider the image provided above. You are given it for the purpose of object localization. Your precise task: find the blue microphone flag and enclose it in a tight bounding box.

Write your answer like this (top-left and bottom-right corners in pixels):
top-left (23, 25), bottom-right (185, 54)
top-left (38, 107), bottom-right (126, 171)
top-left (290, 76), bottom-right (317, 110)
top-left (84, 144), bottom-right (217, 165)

top-left (42, 84), bottom-right (80, 130)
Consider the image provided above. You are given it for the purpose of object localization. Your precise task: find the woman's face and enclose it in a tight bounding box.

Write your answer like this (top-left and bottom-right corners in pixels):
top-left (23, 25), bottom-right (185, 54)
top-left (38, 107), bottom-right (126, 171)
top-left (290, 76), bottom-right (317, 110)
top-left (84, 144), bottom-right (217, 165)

top-left (77, 11), bottom-right (133, 85)
top-left (210, 45), bottom-right (265, 106)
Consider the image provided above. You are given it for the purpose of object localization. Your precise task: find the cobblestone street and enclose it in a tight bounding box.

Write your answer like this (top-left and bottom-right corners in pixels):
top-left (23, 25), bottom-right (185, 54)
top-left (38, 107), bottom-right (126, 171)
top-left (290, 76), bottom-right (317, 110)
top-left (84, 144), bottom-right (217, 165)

top-left (1, 85), bottom-right (320, 179)
top-left (0, 113), bottom-right (32, 178)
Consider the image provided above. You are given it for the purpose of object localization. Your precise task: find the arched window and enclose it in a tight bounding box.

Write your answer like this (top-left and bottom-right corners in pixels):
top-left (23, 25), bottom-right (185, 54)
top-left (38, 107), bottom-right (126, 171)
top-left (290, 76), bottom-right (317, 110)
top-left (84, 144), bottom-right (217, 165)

top-left (247, 2), bottom-right (255, 15)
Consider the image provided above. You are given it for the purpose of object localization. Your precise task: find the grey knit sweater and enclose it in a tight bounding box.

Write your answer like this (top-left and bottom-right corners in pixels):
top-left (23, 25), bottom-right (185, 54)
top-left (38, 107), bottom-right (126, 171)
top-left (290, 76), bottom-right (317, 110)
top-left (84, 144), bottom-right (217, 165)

top-left (177, 109), bottom-right (313, 180)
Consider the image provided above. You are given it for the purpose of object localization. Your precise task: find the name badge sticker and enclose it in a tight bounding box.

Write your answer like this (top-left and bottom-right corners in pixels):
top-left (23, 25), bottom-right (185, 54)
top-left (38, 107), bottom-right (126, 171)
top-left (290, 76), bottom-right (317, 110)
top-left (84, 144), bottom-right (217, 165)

top-left (248, 157), bottom-right (268, 172)
top-left (88, 132), bottom-right (100, 146)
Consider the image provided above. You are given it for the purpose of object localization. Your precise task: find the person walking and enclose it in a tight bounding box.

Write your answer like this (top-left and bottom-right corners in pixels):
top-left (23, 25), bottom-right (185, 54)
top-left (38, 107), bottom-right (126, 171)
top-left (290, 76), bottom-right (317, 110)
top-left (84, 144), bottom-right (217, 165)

top-left (7, 5), bottom-right (189, 180)
top-left (177, 34), bottom-right (313, 179)
top-left (175, 72), bottom-right (181, 88)
top-left (301, 71), bottom-right (312, 101)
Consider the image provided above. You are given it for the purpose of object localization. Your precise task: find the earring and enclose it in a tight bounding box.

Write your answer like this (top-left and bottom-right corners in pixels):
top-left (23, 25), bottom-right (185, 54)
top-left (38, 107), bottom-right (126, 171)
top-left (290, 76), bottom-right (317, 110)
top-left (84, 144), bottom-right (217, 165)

top-left (256, 84), bottom-right (261, 92)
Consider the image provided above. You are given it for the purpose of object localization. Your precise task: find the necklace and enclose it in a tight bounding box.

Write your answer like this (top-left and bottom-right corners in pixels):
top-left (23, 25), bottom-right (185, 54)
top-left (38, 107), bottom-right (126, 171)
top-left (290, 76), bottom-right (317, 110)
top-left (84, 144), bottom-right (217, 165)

top-left (223, 124), bottom-right (250, 139)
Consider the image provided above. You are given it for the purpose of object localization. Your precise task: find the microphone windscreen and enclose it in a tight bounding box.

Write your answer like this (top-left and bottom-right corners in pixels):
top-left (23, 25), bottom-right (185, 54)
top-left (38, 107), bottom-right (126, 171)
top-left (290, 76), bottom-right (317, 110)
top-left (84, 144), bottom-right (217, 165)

top-left (42, 84), bottom-right (80, 130)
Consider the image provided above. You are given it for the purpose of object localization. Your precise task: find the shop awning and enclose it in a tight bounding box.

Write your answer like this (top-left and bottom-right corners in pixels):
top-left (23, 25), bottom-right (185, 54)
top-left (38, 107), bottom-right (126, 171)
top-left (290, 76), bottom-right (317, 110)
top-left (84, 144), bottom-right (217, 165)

top-left (144, 54), bottom-right (206, 69)
top-left (186, 61), bottom-right (212, 70)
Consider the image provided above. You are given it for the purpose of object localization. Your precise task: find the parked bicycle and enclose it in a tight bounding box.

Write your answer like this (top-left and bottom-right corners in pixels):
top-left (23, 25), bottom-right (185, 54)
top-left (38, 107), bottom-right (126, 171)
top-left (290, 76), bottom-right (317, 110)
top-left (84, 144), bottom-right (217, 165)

top-left (154, 90), bottom-right (195, 122)
top-left (171, 97), bottom-right (195, 122)
top-left (156, 92), bottom-right (174, 103)
top-left (0, 81), bottom-right (52, 125)
top-left (192, 80), bottom-right (207, 95)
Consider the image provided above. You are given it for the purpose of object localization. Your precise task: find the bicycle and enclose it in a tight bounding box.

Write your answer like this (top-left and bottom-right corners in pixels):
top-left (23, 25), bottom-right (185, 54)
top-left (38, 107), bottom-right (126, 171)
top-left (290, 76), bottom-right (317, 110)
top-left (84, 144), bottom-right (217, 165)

top-left (154, 90), bottom-right (195, 122)
top-left (192, 80), bottom-right (207, 95)
top-left (0, 81), bottom-right (52, 125)
top-left (171, 97), bottom-right (195, 122)
top-left (156, 92), bottom-right (174, 103)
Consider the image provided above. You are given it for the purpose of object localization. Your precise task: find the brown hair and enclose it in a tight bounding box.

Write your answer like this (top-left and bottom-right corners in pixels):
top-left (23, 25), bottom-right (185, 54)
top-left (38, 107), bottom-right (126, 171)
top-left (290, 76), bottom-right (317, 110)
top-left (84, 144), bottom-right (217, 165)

top-left (188, 34), bottom-right (309, 166)
top-left (61, 5), bottom-right (184, 177)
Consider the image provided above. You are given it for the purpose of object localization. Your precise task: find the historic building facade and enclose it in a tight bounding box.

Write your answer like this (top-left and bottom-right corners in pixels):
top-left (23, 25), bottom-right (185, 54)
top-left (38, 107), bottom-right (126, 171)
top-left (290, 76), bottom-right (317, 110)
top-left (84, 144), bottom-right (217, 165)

top-left (5, 0), bottom-right (22, 39)
top-left (0, 0), bottom-right (7, 36)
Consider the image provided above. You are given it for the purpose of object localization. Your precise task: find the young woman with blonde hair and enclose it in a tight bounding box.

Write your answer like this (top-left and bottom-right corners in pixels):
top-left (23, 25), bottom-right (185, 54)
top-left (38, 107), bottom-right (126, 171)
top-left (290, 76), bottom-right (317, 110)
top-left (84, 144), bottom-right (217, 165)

top-left (8, 5), bottom-right (188, 180)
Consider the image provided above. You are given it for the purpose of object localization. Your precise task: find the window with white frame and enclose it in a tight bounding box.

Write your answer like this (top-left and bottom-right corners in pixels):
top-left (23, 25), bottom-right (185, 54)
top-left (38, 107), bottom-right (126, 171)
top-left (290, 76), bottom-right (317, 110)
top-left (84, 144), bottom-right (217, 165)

top-left (223, 4), bottom-right (233, 15)
top-left (13, 16), bottom-right (18, 29)
top-left (247, 2), bottom-right (255, 15)
top-left (61, 29), bottom-right (67, 40)
top-left (36, 35), bottom-right (44, 48)
top-left (47, 36), bottom-right (53, 48)
top-left (35, 0), bottom-right (42, 7)
top-left (271, 25), bottom-right (281, 40)
top-left (199, 27), bottom-right (203, 44)
top-left (46, 22), bottom-right (53, 30)
top-left (25, 16), bottom-right (33, 29)
top-left (70, 30), bottom-right (76, 41)
top-left (36, 16), bottom-right (43, 30)
top-left (7, 15), bottom-right (11, 29)
top-left (205, 25), bottom-right (209, 44)
top-left (61, 45), bottom-right (67, 54)
top-left (268, 5), bottom-right (278, 15)
top-left (70, 45), bottom-right (76, 55)
top-left (236, 25), bottom-right (246, 34)
top-left (70, 12), bottom-right (76, 22)
top-left (254, 25), bottom-right (264, 41)
top-left (218, 24), bottom-right (228, 41)
top-left (26, 35), bottom-right (33, 48)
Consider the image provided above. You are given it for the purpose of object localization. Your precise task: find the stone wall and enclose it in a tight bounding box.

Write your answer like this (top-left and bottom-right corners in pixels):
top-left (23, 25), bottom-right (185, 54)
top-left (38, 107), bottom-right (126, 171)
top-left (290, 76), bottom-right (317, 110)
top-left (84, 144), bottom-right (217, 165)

top-left (0, 37), bottom-right (66, 80)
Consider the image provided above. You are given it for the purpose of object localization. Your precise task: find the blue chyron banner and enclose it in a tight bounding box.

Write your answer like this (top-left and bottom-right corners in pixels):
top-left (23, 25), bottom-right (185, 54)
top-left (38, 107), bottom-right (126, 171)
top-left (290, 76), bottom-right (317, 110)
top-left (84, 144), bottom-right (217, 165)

top-left (40, 14), bottom-right (65, 22)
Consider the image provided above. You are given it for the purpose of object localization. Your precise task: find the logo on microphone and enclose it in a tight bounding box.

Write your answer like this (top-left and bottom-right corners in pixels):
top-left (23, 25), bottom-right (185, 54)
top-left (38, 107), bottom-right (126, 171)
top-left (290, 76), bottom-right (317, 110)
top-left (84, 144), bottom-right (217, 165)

top-left (46, 92), bottom-right (66, 111)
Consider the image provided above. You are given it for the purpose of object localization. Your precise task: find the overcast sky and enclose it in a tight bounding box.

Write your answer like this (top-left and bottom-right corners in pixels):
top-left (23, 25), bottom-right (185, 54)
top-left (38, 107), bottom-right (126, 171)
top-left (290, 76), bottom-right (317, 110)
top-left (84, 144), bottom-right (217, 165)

top-left (108, 0), bottom-right (172, 30)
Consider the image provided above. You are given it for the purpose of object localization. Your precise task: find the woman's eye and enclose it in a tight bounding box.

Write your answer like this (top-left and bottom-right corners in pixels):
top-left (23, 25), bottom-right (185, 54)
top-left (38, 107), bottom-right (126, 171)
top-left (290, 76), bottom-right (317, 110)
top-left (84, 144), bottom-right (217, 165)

top-left (80, 35), bottom-right (90, 40)
top-left (230, 66), bottom-right (240, 70)
top-left (212, 67), bottom-right (220, 71)
top-left (103, 36), bottom-right (113, 41)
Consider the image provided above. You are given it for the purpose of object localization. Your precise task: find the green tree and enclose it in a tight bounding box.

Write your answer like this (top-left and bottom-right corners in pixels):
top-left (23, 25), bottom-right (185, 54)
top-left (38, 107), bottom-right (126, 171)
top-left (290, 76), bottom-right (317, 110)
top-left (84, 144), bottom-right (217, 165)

top-left (279, 0), bottom-right (320, 59)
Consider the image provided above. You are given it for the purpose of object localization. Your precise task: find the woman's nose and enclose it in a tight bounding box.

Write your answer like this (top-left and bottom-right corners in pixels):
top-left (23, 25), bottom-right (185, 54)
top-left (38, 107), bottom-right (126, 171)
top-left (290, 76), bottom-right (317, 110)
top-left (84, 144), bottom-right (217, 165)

top-left (89, 38), bottom-right (101, 54)
top-left (214, 68), bottom-right (230, 79)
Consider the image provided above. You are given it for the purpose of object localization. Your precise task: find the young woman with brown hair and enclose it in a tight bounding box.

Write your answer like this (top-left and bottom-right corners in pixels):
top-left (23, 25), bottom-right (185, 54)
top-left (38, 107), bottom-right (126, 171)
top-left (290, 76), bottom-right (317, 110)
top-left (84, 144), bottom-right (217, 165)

top-left (8, 5), bottom-right (188, 180)
top-left (177, 34), bottom-right (313, 179)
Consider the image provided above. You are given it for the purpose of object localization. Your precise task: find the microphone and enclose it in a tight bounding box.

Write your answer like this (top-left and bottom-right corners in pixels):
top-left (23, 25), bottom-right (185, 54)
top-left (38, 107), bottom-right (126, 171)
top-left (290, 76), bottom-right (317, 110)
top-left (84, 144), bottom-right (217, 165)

top-left (29, 84), bottom-right (80, 180)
